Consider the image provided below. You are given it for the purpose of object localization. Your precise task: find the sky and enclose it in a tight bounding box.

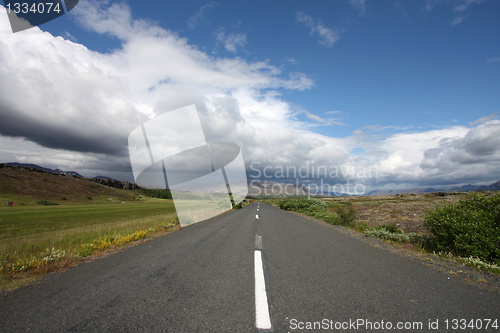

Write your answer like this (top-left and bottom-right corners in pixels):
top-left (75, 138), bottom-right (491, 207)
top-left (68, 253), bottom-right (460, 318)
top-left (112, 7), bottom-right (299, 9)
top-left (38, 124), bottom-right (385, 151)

top-left (0, 0), bottom-right (499, 194)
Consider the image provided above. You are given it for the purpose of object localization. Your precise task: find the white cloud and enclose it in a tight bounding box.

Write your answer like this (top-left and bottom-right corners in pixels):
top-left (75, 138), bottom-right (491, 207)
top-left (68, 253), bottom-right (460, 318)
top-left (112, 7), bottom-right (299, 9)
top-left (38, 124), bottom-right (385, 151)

top-left (296, 12), bottom-right (340, 47)
top-left (215, 29), bottom-right (247, 53)
top-left (419, 120), bottom-right (500, 183)
top-left (0, 2), bottom-right (312, 178)
top-left (298, 110), bottom-right (346, 127)
top-left (469, 112), bottom-right (500, 125)
top-left (187, 1), bottom-right (217, 30)
top-left (1, 2), bottom-right (498, 191)
top-left (0, 19), bottom-right (140, 156)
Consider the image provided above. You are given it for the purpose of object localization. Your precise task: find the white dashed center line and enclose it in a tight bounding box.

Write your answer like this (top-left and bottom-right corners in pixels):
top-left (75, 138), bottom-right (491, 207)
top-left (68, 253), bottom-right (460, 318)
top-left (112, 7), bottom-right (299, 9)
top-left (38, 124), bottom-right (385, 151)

top-left (254, 249), bottom-right (272, 330)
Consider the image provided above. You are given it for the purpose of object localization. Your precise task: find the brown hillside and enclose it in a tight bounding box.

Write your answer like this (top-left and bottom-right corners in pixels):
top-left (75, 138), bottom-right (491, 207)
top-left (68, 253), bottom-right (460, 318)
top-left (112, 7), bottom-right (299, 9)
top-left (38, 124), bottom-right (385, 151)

top-left (0, 164), bottom-right (136, 204)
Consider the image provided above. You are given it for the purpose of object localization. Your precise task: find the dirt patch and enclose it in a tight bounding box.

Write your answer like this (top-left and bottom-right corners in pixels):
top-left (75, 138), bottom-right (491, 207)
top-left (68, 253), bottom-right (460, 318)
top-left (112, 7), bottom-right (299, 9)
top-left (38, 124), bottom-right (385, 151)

top-left (325, 193), bottom-right (467, 234)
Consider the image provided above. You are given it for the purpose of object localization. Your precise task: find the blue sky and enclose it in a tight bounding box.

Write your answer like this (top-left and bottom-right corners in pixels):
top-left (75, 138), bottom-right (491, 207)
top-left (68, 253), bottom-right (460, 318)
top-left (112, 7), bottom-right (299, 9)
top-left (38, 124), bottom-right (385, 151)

top-left (0, 0), bottom-right (499, 193)
top-left (51, 0), bottom-right (500, 136)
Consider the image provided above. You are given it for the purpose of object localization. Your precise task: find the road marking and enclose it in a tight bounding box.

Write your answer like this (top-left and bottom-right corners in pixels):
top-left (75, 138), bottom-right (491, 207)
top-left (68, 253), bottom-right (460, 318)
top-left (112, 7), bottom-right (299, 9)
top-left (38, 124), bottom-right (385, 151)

top-left (256, 214), bottom-right (259, 219)
top-left (255, 234), bottom-right (263, 249)
top-left (254, 250), bottom-right (272, 330)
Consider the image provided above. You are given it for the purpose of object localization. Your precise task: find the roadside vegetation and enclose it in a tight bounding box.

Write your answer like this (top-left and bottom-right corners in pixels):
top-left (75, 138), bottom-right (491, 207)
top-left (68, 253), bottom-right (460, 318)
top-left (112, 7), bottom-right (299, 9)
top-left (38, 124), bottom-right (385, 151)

top-left (0, 198), bottom-right (179, 291)
top-left (271, 192), bottom-right (500, 275)
top-left (424, 192), bottom-right (500, 271)
top-left (275, 198), bottom-right (361, 228)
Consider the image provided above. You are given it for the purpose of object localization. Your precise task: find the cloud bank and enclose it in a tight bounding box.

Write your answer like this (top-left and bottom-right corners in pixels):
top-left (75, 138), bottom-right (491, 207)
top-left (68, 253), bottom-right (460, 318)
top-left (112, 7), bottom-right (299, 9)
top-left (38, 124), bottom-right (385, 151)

top-left (0, 2), bottom-right (499, 192)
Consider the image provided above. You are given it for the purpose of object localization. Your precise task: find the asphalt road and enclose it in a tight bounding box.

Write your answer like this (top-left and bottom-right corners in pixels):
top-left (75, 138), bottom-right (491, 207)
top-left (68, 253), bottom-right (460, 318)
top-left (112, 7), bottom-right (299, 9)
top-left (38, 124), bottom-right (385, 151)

top-left (1, 202), bottom-right (499, 332)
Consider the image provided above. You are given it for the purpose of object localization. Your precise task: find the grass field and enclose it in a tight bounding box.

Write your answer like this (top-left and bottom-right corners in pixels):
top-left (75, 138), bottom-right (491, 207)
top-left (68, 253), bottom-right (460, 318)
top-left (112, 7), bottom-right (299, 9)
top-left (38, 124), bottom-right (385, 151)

top-left (0, 198), bottom-right (178, 290)
top-left (0, 200), bottom-right (176, 238)
top-left (0, 166), bottom-right (248, 291)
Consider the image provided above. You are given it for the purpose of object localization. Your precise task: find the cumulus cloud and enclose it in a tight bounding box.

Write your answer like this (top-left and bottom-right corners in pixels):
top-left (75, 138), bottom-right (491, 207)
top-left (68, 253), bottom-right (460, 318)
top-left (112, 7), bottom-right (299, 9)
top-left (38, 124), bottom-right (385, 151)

top-left (421, 120), bottom-right (500, 169)
top-left (0, 2), bottom-right (498, 191)
top-left (364, 119), bottom-right (500, 188)
top-left (296, 12), bottom-right (340, 47)
top-left (215, 29), bottom-right (247, 53)
top-left (0, 2), bottom-right (313, 178)
top-left (0, 22), bottom-right (140, 156)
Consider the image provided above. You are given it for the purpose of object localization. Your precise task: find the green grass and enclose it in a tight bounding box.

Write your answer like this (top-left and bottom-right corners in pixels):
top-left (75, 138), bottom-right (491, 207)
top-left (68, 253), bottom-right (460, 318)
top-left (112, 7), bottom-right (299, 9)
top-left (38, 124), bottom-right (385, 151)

top-left (0, 201), bottom-right (175, 239)
top-left (0, 200), bottom-right (178, 288)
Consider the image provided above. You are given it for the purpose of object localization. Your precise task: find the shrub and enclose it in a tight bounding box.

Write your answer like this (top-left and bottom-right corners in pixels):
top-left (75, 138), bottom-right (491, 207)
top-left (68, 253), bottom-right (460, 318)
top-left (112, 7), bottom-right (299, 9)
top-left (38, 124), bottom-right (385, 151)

top-left (277, 198), bottom-right (328, 214)
top-left (408, 233), bottom-right (429, 247)
top-left (380, 223), bottom-right (403, 234)
top-left (364, 223), bottom-right (430, 247)
top-left (424, 192), bottom-right (500, 265)
top-left (365, 228), bottom-right (409, 242)
top-left (364, 226), bottom-right (428, 246)
top-left (335, 206), bottom-right (358, 227)
top-left (276, 198), bottom-right (361, 228)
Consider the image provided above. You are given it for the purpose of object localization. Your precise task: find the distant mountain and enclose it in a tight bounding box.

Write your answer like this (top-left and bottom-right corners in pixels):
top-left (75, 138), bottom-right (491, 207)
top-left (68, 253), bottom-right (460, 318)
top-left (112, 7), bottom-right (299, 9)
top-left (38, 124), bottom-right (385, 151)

top-left (2, 163), bottom-right (140, 191)
top-left (483, 180), bottom-right (500, 191)
top-left (0, 163), bottom-right (137, 203)
top-left (5, 162), bottom-right (84, 178)
top-left (367, 180), bottom-right (500, 196)
top-left (367, 187), bottom-right (438, 196)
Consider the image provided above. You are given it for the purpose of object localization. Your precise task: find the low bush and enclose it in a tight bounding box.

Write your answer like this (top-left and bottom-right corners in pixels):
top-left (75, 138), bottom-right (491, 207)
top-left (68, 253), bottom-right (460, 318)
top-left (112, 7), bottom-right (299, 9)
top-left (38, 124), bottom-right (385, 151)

top-left (424, 192), bottom-right (500, 265)
top-left (380, 223), bottom-right (403, 234)
top-left (364, 224), bottom-right (429, 246)
top-left (435, 252), bottom-right (500, 274)
top-left (277, 198), bottom-right (360, 227)
top-left (277, 198), bottom-right (328, 214)
top-left (334, 206), bottom-right (357, 227)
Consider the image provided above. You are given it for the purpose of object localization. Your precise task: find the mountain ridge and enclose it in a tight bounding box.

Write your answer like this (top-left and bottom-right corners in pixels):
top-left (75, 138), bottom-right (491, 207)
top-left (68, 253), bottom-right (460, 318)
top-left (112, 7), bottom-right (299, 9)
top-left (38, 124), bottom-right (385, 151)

top-left (1, 163), bottom-right (139, 192)
top-left (367, 181), bottom-right (500, 196)
top-left (4, 162), bottom-right (85, 178)
top-left (3, 162), bottom-right (499, 197)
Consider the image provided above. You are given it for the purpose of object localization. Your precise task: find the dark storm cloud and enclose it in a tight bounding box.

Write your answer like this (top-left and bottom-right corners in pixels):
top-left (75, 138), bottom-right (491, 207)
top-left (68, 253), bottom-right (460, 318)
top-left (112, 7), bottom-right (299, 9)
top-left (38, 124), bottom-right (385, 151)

top-left (0, 103), bottom-right (132, 155)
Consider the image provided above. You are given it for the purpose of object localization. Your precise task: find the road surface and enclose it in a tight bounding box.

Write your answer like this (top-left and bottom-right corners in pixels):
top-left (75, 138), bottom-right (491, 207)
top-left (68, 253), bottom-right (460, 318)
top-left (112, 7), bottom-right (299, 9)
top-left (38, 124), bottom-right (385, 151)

top-left (1, 202), bottom-right (499, 332)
